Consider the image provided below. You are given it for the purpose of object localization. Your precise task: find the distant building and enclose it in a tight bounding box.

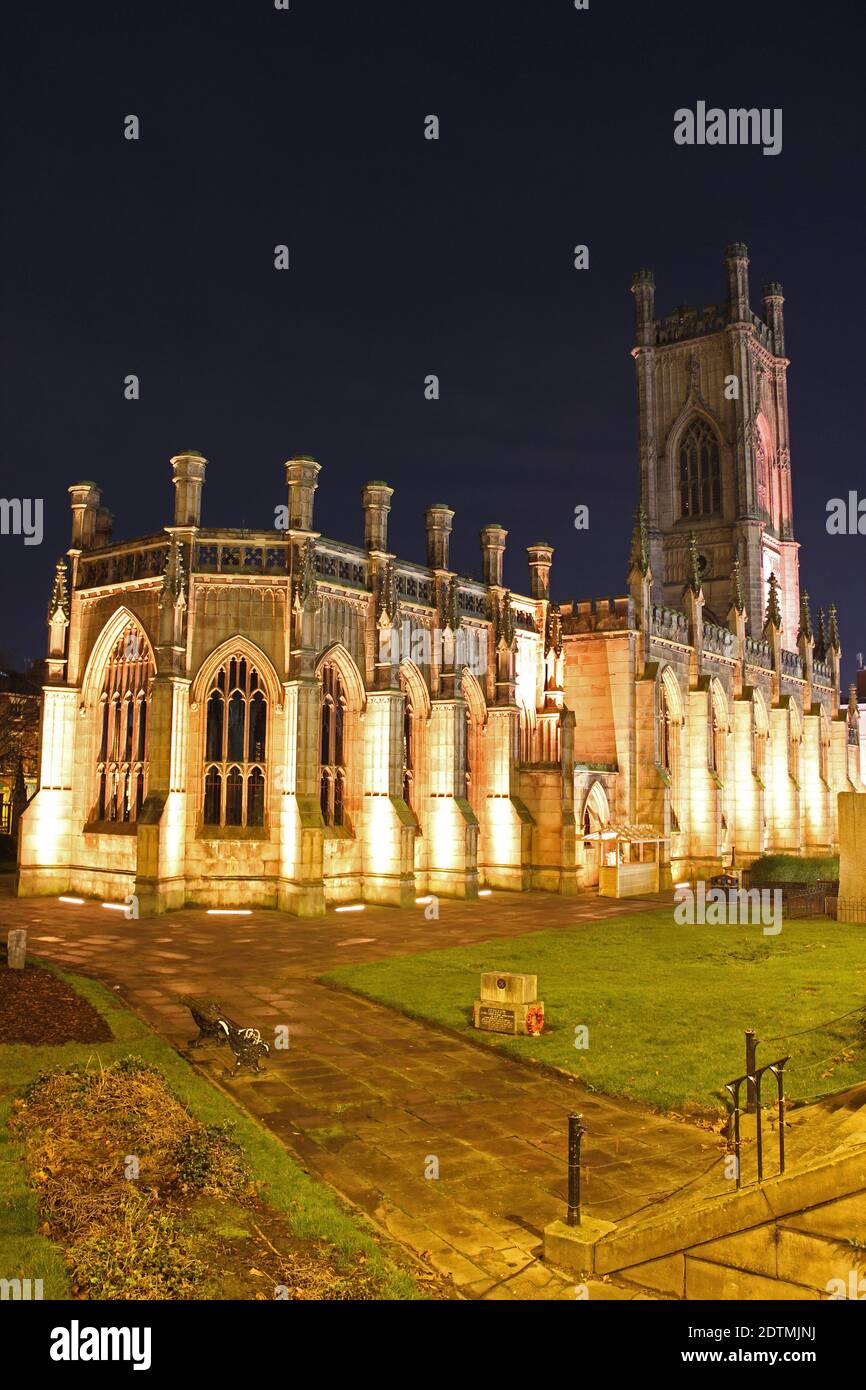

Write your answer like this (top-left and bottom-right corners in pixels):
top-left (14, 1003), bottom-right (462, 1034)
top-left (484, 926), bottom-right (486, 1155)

top-left (0, 668), bottom-right (41, 835)
top-left (18, 245), bottom-right (864, 914)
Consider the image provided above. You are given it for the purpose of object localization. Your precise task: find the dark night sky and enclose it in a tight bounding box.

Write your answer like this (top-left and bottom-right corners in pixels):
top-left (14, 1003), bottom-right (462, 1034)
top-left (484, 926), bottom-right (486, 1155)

top-left (2, 0), bottom-right (864, 682)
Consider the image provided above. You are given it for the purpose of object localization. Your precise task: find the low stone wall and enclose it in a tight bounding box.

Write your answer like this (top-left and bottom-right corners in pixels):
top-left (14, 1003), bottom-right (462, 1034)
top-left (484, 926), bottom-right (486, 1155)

top-left (599, 1147), bottom-right (866, 1300)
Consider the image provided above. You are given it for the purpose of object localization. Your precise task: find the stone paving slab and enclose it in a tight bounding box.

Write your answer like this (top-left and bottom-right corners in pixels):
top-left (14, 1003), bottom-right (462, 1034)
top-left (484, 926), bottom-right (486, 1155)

top-left (1, 880), bottom-right (721, 1299)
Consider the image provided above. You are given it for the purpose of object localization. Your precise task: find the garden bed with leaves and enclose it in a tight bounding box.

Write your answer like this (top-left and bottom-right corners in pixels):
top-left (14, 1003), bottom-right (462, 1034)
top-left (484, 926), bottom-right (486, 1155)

top-left (0, 961), bottom-right (431, 1301)
top-left (11, 1056), bottom-right (400, 1299)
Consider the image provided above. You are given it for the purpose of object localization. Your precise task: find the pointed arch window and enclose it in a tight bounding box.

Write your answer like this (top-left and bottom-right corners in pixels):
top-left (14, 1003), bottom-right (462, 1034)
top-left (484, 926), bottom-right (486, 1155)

top-left (202, 655), bottom-right (268, 828)
top-left (679, 418), bottom-right (721, 519)
top-left (320, 663), bottom-right (347, 827)
top-left (94, 621), bottom-right (153, 823)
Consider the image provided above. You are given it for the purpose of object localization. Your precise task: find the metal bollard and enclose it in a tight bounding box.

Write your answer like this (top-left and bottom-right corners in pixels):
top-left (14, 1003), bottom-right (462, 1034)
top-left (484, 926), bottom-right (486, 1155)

top-left (567, 1113), bottom-right (586, 1227)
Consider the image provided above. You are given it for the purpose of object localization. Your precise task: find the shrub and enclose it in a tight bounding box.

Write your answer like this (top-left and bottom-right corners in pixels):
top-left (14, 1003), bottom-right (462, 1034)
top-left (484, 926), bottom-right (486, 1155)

top-left (748, 854), bottom-right (839, 886)
top-left (172, 1122), bottom-right (250, 1195)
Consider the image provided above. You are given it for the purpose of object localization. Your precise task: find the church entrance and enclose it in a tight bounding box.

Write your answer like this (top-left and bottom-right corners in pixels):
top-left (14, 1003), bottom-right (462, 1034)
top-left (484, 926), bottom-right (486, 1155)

top-left (579, 780), bottom-right (611, 888)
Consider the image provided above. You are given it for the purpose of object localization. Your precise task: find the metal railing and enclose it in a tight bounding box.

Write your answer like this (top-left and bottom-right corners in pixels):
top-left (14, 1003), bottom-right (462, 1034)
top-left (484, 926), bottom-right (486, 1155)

top-left (725, 1030), bottom-right (789, 1190)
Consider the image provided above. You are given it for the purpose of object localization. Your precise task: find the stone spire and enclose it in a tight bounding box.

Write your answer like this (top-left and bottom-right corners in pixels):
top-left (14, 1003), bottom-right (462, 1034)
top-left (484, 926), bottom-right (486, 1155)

top-left (765, 572), bottom-right (782, 630)
top-left (686, 532), bottom-right (702, 594)
top-left (292, 536), bottom-right (318, 611)
top-left (629, 506), bottom-right (650, 577)
top-left (827, 602), bottom-right (841, 650)
top-left (160, 535), bottom-right (186, 608)
top-left (797, 590), bottom-right (813, 644)
top-left (375, 557), bottom-right (397, 626)
top-left (47, 557), bottom-right (70, 626)
top-left (46, 557), bottom-right (71, 678)
top-left (815, 608), bottom-right (827, 661)
top-left (730, 555), bottom-right (746, 614)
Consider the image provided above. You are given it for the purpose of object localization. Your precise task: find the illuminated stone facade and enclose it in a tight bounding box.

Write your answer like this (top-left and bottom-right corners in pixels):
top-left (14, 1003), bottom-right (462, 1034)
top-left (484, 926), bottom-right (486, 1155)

top-left (18, 247), bottom-right (863, 913)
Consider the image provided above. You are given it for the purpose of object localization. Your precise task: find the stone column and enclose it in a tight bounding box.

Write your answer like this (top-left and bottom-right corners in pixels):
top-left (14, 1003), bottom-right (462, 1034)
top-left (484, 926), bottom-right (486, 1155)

top-left (362, 481), bottom-right (394, 551)
top-left (480, 524), bottom-right (507, 587)
top-left (526, 543), bottom-right (554, 600)
top-left (285, 457), bottom-right (321, 532)
top-left (279, 548), bottom-right (325, 915)
top-left (425, 504), bottom-right (454, 571)
top-left (94, 507), bottom-right (114, 548)
top-left (171, 452), bottom-right (207, 528)
top-left (762, 282), bottom-right (785, 357)
top-left (68, 483), bottom-right (102, 549)
top-left (724, 242), bottom-right (751, 323)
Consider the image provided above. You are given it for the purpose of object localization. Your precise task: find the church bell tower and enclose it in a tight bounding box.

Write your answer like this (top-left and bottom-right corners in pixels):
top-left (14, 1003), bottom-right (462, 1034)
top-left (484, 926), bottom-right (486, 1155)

top-left (630, 243), bottom-right (800, 642)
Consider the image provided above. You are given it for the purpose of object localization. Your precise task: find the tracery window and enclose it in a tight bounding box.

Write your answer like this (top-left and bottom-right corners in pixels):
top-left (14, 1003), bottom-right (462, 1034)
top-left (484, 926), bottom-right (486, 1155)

top-left (95, 622), bottom-right (153, 823)
top-left (203, 656), bottom-right (267, 828)
top-left (319, 663), bottom-right (346, 827)
top-left (679, 418), bottom-right (721, 519)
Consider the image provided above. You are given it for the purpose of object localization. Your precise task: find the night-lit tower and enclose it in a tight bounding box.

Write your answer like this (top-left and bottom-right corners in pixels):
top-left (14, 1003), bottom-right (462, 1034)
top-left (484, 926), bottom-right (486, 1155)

top-left (630, 244), bottom-right (800, 642)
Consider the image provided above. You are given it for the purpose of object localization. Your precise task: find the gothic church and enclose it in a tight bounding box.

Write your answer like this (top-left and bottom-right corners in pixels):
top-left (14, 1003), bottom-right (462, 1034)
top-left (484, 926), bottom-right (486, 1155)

top-left (19, 245), bottom-right (863, 915)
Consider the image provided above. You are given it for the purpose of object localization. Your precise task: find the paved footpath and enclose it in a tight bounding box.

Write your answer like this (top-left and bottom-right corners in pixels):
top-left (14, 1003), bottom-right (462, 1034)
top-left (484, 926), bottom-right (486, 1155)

top-left (2, 881), bottom-right (723, 1300)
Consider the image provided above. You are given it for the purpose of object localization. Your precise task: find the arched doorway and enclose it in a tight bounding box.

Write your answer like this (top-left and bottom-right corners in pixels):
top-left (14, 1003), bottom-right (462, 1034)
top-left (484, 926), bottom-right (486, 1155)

top-left (580, 780), bottom-right (611, 888)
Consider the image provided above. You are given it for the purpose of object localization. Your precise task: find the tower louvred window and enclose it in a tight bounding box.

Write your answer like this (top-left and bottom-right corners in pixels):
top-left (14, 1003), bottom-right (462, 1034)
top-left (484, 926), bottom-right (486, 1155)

top-left (94, 621), bottom-right (153, 824)
top-left (679, 418), bottom-right (721, 518)
top-left (202, 656), bottom-right (268, 828)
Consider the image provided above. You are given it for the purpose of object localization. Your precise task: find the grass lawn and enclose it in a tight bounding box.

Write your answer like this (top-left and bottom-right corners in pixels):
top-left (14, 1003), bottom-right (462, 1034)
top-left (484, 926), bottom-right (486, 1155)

top-left (324, 909), bottom-right (866, 1115)
top-left (0, 962), bottom-right (421, 1299)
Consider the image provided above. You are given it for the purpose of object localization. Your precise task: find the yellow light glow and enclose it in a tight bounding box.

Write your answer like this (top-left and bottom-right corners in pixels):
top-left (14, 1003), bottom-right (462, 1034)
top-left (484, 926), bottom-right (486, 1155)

top-left (101, 902), bottom-right (128, 912)
top-left (415, 895), bottom-right (432, 904)
top-left (336, 904), bottom-right (365, 913)
top-left (207, 909), bottom-right (253, 916)
top-left (59, 895), bottom-right (85, 905)
top-left (478, 889), bottom-right (492, 897)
